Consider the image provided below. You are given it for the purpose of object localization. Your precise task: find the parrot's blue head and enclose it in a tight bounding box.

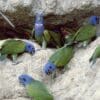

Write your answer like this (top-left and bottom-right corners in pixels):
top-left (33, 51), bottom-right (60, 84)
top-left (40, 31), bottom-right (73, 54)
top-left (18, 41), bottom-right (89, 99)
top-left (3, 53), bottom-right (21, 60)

top-left (34, 12), bottom-right (44, 36)
top-left (43, 61), bottom-right (56, 75)
top-left (89, 16), bottom-right (99, 26)
top-left (25, 42), bottom-right (35, 55)
top-left (19, 74), bottom-right (34, 86)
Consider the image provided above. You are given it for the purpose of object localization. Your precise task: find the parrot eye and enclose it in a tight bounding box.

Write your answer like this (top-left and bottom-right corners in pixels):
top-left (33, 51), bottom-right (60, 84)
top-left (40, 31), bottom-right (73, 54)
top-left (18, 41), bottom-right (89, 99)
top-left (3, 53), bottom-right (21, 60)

top-left (28, 45), bottom-right (31, 48)
top-left (49, 66), bottom-right (52, 69)
top-left (22, 78), bottom-right (26, 82)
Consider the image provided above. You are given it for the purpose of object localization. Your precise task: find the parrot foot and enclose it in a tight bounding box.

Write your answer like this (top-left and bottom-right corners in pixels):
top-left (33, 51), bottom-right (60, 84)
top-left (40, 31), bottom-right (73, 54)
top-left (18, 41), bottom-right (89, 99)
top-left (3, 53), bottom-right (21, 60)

top-left (50, 71), bottom-right (57, 84)
top-left (31, 27), bottom-right (34, 36)
top-left (11, 54), bottom-right (20, 65)
top-left (62, 65), bottom-right (70, 73)
top-left (77, 41), bottom-right (90, 48)
top-left (52, 71), bottom-right (57, 79)
top-left (82, 41), bottom-right (89, 48)
top-left (42, 38), bottom-right (47, 49)
top-left (77, 43), bottom-right (83, 48)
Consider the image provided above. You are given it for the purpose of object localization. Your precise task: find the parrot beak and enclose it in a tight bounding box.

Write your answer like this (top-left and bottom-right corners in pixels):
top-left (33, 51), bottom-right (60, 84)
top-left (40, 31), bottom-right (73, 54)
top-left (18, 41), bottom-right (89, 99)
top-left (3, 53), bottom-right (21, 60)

top-left (19, 77), bottom-right (25, 86)
top-left (46, 72), bottom-right (51, 75)
top-left (45, 70), bottom-right (52, 75)
top-left (19, 79), bottom-right (24, 86)
top-left (30, 49), bottom-right (35, 55)
top-left (31, 51), bottom-right (35, 55)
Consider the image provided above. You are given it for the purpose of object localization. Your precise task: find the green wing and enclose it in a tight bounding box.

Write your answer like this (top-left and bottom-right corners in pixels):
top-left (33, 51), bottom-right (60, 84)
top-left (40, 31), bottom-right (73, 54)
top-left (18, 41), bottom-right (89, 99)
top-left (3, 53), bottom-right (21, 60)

top-left (49, 30), bottom-right (62, 47)
top-left (44, 30), bottom-right (51, 42)
top-left (26, 80), bottom-right (53, 100)
top-left (49, 46), bottom-right (74, 68)
top-left (0, 39), bottom-right (26, 55)
top-left (75, 24), bottom-right (96, 42)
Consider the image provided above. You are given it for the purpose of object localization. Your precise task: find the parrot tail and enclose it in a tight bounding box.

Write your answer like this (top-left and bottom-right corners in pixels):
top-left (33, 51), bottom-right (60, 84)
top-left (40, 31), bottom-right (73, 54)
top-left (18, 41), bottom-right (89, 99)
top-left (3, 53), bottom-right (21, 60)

top-left (89, 57), bottom-right (96, 68)
top-left (89, 57), bottom-right (92, 62)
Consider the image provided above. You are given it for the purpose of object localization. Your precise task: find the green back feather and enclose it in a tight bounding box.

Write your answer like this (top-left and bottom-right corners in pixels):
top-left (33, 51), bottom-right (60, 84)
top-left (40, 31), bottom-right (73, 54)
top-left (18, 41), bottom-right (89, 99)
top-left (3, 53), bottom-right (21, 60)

top-left (0, 40), bottom-right (26, 55)
top-left (49, 46), bottom-right (74, 68)
top-left (26, 80), bottom-right (54, 100)
top-left (44, 30), bottom-right (51, 42)
top-left (75, 24), bottom-right (96, 41)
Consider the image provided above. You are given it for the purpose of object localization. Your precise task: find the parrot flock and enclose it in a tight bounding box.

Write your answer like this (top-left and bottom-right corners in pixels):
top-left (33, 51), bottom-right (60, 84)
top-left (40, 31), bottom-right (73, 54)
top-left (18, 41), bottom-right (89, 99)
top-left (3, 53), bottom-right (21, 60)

top-left (0, 12), bottom-right (100, 100)
top-left (43, 15), bottom-right (100, 76)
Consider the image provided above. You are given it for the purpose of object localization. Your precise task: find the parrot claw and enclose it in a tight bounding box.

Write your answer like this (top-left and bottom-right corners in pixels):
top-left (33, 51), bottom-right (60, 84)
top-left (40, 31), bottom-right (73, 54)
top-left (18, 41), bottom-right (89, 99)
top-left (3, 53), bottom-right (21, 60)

top-left (77, 41), bottom-right (90, 48)
top-left (52, 71), bottom-right (57, 79)
top-left (82, 41), bottom-right (89, 48)
top-left (62, 65), bottom-right (70, 73)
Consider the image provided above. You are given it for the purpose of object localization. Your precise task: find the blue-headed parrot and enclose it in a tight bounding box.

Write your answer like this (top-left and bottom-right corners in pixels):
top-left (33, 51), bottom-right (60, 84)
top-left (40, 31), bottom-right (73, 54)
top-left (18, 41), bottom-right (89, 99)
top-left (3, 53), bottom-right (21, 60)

top-left (0, 39), bottom-right (35, 64)
top-left (43, 45), bottom-right (74, 76)
top-left (65, 16), bottom-right (99, 47)
top-left (32, 12), bottom-right (62, 48)
top-left (32, 11), bottom-right (45, 48)
top-left (19, 74), bottom-right (54, 100)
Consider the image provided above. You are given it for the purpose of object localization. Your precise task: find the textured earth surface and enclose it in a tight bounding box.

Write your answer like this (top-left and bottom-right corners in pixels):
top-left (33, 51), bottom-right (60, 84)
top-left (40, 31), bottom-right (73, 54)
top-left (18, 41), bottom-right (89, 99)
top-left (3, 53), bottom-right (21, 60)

top-left (0, 0), bottom-right (100, 100)
top-left (0, 0), bottom-right (100, 14)
top-left (0, 37), bottom-right (100, 100)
